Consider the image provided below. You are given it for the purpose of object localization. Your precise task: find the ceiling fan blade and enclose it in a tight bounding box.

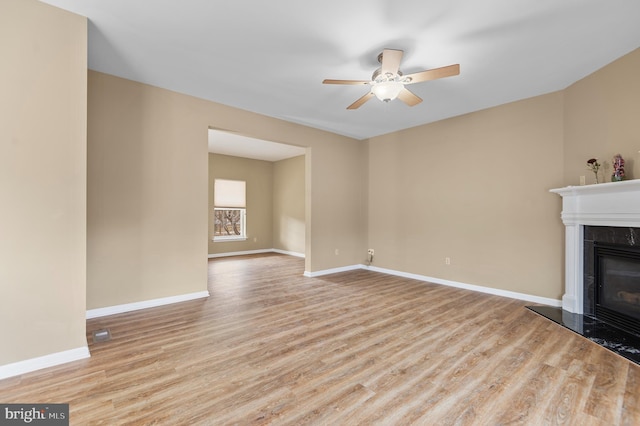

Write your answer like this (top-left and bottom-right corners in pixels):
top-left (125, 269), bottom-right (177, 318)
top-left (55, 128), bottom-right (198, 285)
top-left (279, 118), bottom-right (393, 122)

top-left (397, 88), bottom-right (422, 107)
top-left (323, 79), bottom-right (369, 85)
top-left (381, 49), bottom-right (403, 75)
top-left (347, 92), bottom-right (375, 110)
top-left (404, 64), bottom-right (460, 84)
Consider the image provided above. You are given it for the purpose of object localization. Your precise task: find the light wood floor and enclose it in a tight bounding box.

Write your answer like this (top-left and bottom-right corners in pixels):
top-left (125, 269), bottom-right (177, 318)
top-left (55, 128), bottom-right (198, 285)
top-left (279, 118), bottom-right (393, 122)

top-left (1, 253), bottom-right (639, 425)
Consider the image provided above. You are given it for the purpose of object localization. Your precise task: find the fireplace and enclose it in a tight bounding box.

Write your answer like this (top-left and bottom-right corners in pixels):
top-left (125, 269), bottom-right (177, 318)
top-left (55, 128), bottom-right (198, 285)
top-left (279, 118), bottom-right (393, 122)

top-left (550, 180), bottom-right (640, 314)
top-left (590, 237), bottom-right (640, 336)
top-left (536, 181), bottom-right (640, 364)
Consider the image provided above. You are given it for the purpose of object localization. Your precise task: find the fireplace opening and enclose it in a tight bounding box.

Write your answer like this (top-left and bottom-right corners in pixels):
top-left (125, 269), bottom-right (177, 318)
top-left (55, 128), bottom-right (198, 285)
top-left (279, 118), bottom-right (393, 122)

top-left (595, 242), bottom-right (640, 337)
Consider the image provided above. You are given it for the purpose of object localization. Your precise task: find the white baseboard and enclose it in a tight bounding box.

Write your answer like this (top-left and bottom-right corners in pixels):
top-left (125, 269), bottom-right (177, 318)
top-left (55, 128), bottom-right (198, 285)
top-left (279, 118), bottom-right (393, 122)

top-left (0, 346), bottom-right (90, 380)
top-left (86, 291), bottom-right (210, 319)
top-left (304, 264), bottom-right (362, 277)
top-left (272, 249), bottom-right (305, 258)
top-left (309, 264), bottom-right (562, 307)
top-left (209, 248), bottom-right (305, 259)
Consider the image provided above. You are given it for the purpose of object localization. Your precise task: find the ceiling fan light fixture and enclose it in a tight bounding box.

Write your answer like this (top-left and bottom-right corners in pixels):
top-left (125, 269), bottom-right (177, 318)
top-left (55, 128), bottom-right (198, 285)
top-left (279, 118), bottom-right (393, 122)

top-left (371, 80), bottom-right (404, 102)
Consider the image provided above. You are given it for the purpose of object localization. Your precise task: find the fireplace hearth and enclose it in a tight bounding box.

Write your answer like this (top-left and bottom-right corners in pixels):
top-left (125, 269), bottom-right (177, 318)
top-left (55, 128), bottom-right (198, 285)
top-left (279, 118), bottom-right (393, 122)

top-left (527, 305), bottom-right (640, 364)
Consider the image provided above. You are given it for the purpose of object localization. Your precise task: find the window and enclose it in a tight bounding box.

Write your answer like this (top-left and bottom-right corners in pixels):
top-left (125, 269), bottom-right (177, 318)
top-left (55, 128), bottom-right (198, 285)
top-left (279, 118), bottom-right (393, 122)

top-left (213, 208), bottom-right (245, 240)
top-left (213, 179), bottom-right (246, 241)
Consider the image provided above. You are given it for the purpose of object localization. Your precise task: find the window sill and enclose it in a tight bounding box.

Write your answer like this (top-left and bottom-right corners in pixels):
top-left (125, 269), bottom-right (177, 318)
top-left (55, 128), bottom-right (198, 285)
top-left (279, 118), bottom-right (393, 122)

top-left (213, 237), bottom-right (247, 242)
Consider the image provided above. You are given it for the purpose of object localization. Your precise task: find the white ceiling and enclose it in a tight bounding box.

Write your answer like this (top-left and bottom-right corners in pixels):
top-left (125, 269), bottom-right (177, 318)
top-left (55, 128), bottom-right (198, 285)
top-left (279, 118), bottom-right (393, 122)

top-left (42, 0), bottom-right (640, 142)
top-left (208, 130), bottom-right (305, 162)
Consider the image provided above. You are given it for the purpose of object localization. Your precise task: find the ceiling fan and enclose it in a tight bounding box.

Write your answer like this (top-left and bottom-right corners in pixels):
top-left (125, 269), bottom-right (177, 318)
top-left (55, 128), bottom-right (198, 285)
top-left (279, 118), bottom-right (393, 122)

top-left (323, 49), bottom-right (460, 110)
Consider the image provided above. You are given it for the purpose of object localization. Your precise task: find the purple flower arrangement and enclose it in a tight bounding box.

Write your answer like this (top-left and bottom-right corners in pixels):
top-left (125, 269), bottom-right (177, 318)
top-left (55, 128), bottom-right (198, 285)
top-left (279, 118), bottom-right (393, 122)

top-left (612, 154), bottom-right (625, 181)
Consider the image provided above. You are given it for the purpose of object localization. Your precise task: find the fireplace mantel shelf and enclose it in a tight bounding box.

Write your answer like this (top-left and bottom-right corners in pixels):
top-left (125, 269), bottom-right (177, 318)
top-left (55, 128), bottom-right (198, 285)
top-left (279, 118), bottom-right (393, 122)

top-left (550, 179), bottom-right (640, 227)
top-left (551, 178), bottom-right (640, 314)
top-left (551, 179), bottom-right (640, 197)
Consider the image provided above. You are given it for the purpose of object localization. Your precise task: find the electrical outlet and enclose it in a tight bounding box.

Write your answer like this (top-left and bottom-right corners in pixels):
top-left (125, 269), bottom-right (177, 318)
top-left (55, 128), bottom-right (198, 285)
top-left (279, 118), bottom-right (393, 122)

top-left (445, 257), bottom-right (451, 265)
top-left (368, 249), bottom-right (375, 256)
top-left (335, 249), bottom-right (339, 255)
top-left (580, 175), bottom-right (586, 186)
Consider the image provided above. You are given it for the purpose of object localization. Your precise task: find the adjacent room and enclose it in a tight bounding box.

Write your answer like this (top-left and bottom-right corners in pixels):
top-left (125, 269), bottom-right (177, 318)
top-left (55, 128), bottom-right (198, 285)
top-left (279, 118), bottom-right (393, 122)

top-left (2, 0), bottom-right (640, 423)
top-left (207, 129), bottom-right (307, 260)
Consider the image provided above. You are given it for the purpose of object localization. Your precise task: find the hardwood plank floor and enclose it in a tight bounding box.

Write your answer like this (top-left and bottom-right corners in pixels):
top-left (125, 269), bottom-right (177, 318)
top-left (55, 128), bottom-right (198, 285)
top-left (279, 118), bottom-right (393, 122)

top-left (1, 253), bottom-right (639, 425)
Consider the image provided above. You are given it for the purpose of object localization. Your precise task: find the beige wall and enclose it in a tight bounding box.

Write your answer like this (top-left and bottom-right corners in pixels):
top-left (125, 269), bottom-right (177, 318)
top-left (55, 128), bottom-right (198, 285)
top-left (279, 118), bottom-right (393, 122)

top-left (88, 71), bottom-right (364, 309)
top-left (0, 0), bottom-right (87, 364)
top-left (273, 155), bottom-right (306, 254)
top-left (563, 48), bottom-right (640, 186)
top-left (306, 141), bottom-right (368, 269)
top-left (367, 92), bottom-right (566, 299)
top-left (87, 73), bottom-right (209, 309)
top-left (208, 153), bottom-right (274, 254)
top-left (366, 47), bottom-right (640, 301)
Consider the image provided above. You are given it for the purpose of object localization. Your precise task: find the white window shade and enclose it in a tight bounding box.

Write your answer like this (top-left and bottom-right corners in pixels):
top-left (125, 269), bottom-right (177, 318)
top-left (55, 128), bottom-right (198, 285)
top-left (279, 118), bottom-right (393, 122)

top-left (214, 179), bottom-right (246, 208)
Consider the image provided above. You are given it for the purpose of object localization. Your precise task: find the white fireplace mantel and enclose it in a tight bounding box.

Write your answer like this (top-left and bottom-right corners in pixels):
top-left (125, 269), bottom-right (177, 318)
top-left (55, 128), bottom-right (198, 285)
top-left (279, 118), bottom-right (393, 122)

top-left (550, 179), bottom-right (640, 313)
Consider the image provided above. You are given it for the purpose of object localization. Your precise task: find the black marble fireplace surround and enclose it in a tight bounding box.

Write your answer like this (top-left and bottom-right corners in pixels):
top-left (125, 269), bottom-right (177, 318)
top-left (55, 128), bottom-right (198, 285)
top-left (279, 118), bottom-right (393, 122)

top-left (528, 226), bottom-right (640, 365)
top-left (584, 226), bottom-right (640, 325)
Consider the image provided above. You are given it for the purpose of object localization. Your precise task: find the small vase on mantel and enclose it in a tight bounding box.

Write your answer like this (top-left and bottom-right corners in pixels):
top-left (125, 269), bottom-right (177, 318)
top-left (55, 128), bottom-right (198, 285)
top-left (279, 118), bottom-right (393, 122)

top-left (612, 154), bottom-right (626, 182)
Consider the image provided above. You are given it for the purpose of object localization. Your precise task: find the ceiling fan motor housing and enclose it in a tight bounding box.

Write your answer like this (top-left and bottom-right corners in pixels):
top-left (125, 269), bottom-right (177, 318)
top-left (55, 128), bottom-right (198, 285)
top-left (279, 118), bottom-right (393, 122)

top-left (371, 67), bottom-right (403, 82)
